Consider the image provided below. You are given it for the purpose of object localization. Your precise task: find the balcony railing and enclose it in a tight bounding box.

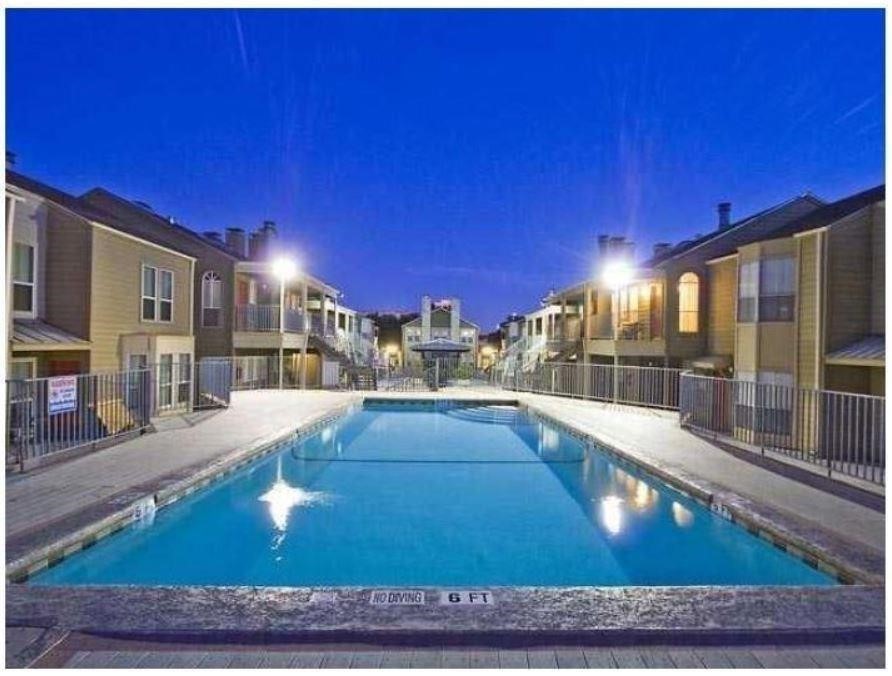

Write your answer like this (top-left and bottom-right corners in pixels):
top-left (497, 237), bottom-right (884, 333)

top-left (234, 305), bottom-right (306, 332)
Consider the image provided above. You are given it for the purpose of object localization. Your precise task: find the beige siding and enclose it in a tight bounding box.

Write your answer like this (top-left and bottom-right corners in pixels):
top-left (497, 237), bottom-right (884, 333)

top-left (735, 324), bottom-right (757, 374)
top-left (758, 323), bottom-right (795, 373)
top-left (825, 208), bottom-right (874, 353)
top-left (870, 202), bottom-right (885, 334)
top-left (707, 258), bottom-right (736, 357)
top-left (44, 206), bottom-right (92, 341)
top-left (796, 234), bottom-right (819, 389)
top-left (89, 227), bottom-right (193, 372)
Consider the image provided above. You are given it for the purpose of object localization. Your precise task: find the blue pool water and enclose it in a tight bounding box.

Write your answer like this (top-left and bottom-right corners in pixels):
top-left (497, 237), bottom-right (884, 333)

top-left (33, 402), bottom-right (834, 587)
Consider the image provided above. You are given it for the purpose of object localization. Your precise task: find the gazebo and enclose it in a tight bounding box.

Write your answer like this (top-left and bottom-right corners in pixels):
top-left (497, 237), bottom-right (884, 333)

top-left (410, 338), bottom-right (471, 388)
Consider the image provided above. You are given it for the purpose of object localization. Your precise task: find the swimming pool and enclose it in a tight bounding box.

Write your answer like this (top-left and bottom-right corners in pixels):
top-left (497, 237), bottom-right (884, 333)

top-left (32, 401), bottom-right (833, 587)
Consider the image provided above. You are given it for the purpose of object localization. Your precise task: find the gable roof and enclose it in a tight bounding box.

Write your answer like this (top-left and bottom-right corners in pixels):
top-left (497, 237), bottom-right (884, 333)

top-left (639, 193), bottom-right (825, 269)
top-left (7, 170), bottom-right (115, 224)
top-left (80, 187), bottom-right (239, 260)
top-left (758, 184), bottom-right (884, 243)
top-left (402, 307), bottom-right (479, 330)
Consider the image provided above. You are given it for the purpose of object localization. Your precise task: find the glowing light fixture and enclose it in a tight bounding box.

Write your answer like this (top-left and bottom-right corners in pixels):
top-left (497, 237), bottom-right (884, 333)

top-left (272, 257), bottom-right (298, 281)
top-left (602, 260), bottom-right (634, 290)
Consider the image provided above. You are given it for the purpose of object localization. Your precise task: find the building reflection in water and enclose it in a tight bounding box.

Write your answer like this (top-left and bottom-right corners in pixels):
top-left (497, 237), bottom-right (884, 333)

top-left (672, 501), bottom-right (694, 528)
top-left (600, 495), bottom-right (624, 535)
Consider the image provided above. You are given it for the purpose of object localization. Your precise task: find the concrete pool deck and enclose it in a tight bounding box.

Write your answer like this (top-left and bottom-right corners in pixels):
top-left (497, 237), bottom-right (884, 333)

top-left (5, 388), bottom-right (885, 664)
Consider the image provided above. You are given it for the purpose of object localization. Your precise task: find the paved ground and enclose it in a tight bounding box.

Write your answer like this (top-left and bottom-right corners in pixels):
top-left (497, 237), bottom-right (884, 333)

top-left (513, 392), bottom-right (885, 554)
top-left (47, 645), bottom-right (888, 669)
top-left (6, 390), bottom-right (361, 542)
top-left (6, 388), bottom-right (885, 668)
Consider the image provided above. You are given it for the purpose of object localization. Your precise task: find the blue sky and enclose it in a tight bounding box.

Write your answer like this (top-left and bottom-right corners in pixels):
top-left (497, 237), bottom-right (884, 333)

top-left (7, 9), bottom-right (884, 329)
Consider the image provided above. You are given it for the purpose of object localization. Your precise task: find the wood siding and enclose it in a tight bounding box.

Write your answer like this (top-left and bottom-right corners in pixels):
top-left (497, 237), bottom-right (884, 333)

top-left (825, 207), bottom-right (876, 353)
top-left (89, 227), bottom-right (193, 372)
top-left (870, 202), bottom-right (885, 334)
top-left (81, 190), bottom-right (236, 360)
top-left (706, 258), bottom-right (736, 357)
top-left (44, 205), bottom-right (92, 340)
top-left (796, 234), bottom-right (819, 389)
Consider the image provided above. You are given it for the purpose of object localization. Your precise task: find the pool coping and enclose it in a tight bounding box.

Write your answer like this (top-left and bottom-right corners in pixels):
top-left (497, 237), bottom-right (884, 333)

top-left (5, 584), bottom-right (884, 646)
top-left (5, 393), bottom-right (885, 644)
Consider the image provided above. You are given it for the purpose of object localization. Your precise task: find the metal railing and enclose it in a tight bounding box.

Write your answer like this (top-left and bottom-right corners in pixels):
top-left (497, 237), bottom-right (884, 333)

top-left (500, 361), bottom-right (682, 410)
top-left (234, 305), bottom-right (306, 332)
top-left (373, 359), bottom-right (491, 392)
top-left (680, 373), bottom-right (885, 485)
top-left (6, 370), bottom-right (152, 469)
top-left (5, 359), bottom-right (233, 470)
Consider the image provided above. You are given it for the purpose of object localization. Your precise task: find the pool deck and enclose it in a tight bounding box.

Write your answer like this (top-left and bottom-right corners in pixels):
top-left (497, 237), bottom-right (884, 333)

top-left (5, 388), bottom-right (885, 665)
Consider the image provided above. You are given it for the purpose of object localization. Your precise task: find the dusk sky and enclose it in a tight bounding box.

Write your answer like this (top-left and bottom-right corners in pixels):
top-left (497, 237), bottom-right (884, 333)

top-left (7, 9), bottom-right (884, 329)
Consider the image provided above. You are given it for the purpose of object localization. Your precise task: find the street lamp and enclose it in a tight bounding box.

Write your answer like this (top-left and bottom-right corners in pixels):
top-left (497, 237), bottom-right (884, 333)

top-left (273, 257), bottom-right (298, 389)
top-left (603, 260), bottom-right (634, 403)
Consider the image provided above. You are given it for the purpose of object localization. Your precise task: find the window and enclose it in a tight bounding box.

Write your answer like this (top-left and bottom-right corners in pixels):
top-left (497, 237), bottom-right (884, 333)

top-left (759, 257), bottom-right (795, 322)
top-left (737, 261), bottom-right (758, 322)
top-left (619, 285), bottom-right (639, 324)
top-left (9, 358), bottom-right (36, 381)
top-left (158, 354), bottom-right (173, 408)
top-left (535, 317), bottom-right (543, 335)
top-left (12, 243), bottom-right (35, 315)
top-left (142, 265), bottom-right (174, 322)
top-left (201, 271), bottom-right (222, 327)
top-left (177, 353), bottom-right (192, 404)
top-left (677, 272), bottom-right (699, 333)
top-left (733, 371), bottom-right (793, 435)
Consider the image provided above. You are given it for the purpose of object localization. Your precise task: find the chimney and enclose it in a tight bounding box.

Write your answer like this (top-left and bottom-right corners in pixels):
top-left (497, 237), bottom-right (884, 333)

top-left (203, 230), bottom-right (223, 245)
top-left (261, 220), bottom-right (278, 238)
top-left (653, 242), bottom-right (672, 258)
top-left (421, 295), bottom-right (432, 342)
top-left (225, 227), bottom-right (246, 258)
top-left (450, 297), bottom-right (461, 342)
top-left (718, 202), bottom-right (732, 230)
top-left (248, 231), bottom-right (262, 260)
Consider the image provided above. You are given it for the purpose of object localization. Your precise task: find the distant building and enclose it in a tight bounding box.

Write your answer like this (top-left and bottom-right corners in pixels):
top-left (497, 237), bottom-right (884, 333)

top-left (401, 296), bottom-right (479, 366)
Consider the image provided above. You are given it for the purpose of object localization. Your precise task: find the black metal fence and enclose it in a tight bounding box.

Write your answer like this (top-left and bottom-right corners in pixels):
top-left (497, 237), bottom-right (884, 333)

top-left (499, 362), bottom-right (682, 410)
top-left (6, 359), bottom-right (232, 470)
top-left (680, 373), bottom-right (885, 485)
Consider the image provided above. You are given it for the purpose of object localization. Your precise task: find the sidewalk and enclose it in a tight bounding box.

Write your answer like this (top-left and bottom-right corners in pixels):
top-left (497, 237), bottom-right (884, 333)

top-left (515, 392), bottom-right (885, 554)
top-left (6, 390), bottom-right (360, 544)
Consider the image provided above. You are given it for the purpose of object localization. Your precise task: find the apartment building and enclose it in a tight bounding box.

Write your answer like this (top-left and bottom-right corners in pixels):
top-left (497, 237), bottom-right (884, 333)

top-left (79, 188), bottom-right (239, 362)
top-left (7, 171), bottom-right (195, 408)
top-left (546, 193), bottom-right (825, 369)
top-left (401, 296), bottom-right (479, 366)
top-left (704, 184), bottom-right (884, 396)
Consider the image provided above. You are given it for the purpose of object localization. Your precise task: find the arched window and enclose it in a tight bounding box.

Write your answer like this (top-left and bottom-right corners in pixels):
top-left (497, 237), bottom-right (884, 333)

top-left (678, 272), bottom-right (699, 333)
top-left (201, 271), bottom-right (223, 327)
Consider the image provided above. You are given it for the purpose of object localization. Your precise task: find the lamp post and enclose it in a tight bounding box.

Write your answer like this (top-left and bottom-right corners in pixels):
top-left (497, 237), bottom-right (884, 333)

top-left (272, 258), bottom-right (297, 390)
top-left (603, 260), bottom-right (633, 403)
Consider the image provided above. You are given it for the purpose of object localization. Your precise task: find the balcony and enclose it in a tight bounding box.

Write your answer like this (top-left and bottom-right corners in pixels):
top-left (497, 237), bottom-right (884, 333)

top-left (234, 305), bottom-right (306, 333)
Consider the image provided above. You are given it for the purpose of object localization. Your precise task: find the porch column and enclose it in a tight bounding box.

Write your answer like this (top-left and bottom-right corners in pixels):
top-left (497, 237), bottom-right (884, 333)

top-left (300, 280), bottom-right (309, 389)
top-left (561, 299), bottom-right (567, 343)
top-left (582, 284), bottom-right (590, 398)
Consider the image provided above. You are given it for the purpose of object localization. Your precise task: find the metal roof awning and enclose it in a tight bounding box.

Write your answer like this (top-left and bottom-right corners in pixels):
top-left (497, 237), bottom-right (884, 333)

top-left (12, 319), bottom-right (91, 352)
top-left (690, 354), bottom-right (732, 371)
top-left (410, 338), bottom-right (471, 353)
top-left (825, 335), bottom-right (885, 367)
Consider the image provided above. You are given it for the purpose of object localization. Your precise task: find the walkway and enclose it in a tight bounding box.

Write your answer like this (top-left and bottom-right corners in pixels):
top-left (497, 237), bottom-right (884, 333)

top-left (513, 392), bottom-right (885, 554)
top-left (41, 645), bottom-right (889, 669)
top-left (6, 390), bottom-right (360, 550)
